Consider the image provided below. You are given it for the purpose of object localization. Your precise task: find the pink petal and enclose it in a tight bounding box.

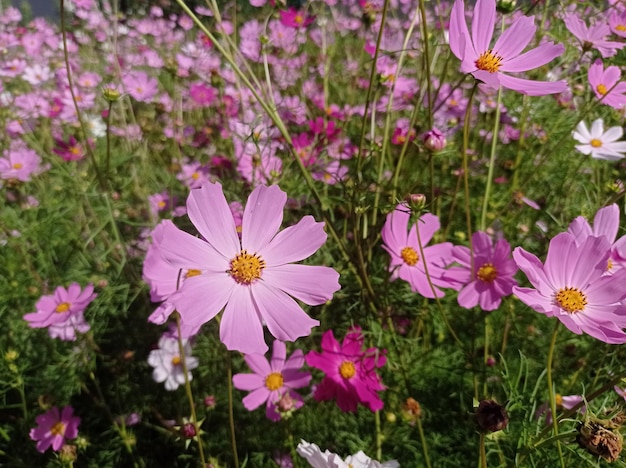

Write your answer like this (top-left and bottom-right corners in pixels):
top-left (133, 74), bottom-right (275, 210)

top-left (492, 15), bottom-right (535, 60)
top-left (449, 0), bottom-right (474, 61)
top-left (244, 352), bottom-right (272, 376)
top-left (170, 275), bottom-right (233, 337)
top-left (270, 340), bottom-right (287, 371)
top-left (187, 183), bottom-right (240, 258)
top-left (512, 286), bottom-right (553, 313)
top-left (242, 185), bottom-right (286, 253)
top-left (220, 286), bottom-right (267, 354)
top-left (497, 74), bottom-right (568, 96)
top-left (500, 42), bottom-right (564, 73)
top-left (242, 387), bottom-right (271, 411)
top-left (158, 220), bottom-right (229, 272)
top-left (593, 204), bottom-right (619, 241)
top-left (415, 212), bottom-right (440, 246)
top-left (262, 264), bottom-right (340, 305)
top-left (381, 205), bottom-right (410, 250)
top-left (259, 216), bottom-right (327, 266)
top-left (471, 0), bottom-right (496, 55)
top-left (233, 372), bottom-right (265, 391)
top-left (513, 247), bottom-right (555, 291)
top-left (251, 281), bottom-right (319, 342)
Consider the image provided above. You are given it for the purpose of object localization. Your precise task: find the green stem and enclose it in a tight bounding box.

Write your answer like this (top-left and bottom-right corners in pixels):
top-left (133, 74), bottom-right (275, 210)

top-left (416, 416), bottom-right (432, 468)
top-left (227, 352), bottom-right (240, 468)
top-left (462, 82), bottom-right (478, 269)
top-left (479, 85), bottom-right (503, 231)
top-left (175, 316), bottom-right (207, 466)
top-left (546, 321), bottom-right (565, 468)
top-left (479, 433), bottom-right (487, 468)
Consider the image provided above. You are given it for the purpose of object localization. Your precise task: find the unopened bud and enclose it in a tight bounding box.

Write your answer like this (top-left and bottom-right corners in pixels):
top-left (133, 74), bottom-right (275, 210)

top-left (422, 128), bottom-right (446, 152)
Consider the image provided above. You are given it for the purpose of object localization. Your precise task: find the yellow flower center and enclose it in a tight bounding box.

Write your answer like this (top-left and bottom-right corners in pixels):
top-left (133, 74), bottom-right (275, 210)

top-left (617, 24), bottom-right (626, 32)
top-left (265, 372), bottom-right (284, 390)
top-left (185, 269), bottom-right (202, 278)
top-left (590, 139), bottom-right (602, 148)
top-left (555, 287), bottom-right (587, 313)
top-left (400, 246), bottom-right (419, 266)
top-left (295, 14), bottom-right (303, 24)
top-left (50, 421), bottom-right (66, 436)
top-left (157, 200), bottom-right (166, 209)
top-left (55, 302), bottom-right (71, 313)
top-left (12, 163), bottom-right (23, 169)
top-left (339, 361), bottom-right (356, 379)
top-left (70, 146), bottom-right (81, 155)
top-left (171, 356), bottom-right (181, 366)
top-left (229, 250), bottom-right (266, 284)
top-left (608, 258), bottom-right (614, 271)
top-left (597, 84), bottom-right (608, 95)
top-left (191, 172), bottom-right (200, 180)
top-left (475, 50), bottom-right (503, 73)
top-left (477, 263), bottom-right (497, 283)
top-left (555, 393), bottom-right (563, 407)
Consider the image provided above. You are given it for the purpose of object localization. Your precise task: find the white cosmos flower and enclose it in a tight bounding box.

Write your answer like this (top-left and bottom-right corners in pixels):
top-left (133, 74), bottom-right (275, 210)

top-left (296, 440), bottom-right (399, 468)
top-left (573, 118), bottom-right (626, 161)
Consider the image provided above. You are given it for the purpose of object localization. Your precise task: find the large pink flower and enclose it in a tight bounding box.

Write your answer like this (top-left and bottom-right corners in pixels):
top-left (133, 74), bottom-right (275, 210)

top-left (157, 182), bottom-right (340, 354)
top-left (513, 232), bottom-right (626, 344)
top-left (449, 0), bottom-right (567, 95)
top-left (587, 59), bottom-right (626, 109)
top-left (233, 340), bottom-right (311, 421)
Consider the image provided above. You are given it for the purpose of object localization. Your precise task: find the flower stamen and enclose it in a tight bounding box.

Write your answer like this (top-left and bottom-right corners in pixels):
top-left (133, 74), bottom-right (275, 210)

top-left (400, 247), bottom-right (419, 266)
top-left (555, 287), bottom-right (587, 313)
top-left (590, 139), bottom-right (603, 148)
top-left (477, 263), bottom-right (497, 282)
top-left (55, 302), bottom-right (71, 313)
top-left (339, 361), bottom-right (356, 379)
top-left (229, 250), bottom-right (266, 284)
top-left (475, 50), bottom-right (503, 73)
top-left (265, 372), bottom-right (284, 390)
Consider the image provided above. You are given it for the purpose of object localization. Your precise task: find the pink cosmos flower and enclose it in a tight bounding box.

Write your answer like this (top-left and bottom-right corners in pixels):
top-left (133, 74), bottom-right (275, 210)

top-left (536, 394), bottom-right (585, 426)
top-left (609, 10), bottom-right (626, 38)
top-left (305, 328), bottom-right (386, 413)
top-left (30, 406), bottom-right (81, 453)
top-left (0, 145), bottom-right (44, 182)
top-left (572, 119), bottom-right (626, 161)
top-left (381, 205), bottom-right (455, 298)
top-left (156, 182), bottom-right (340, 354)
top-left (445, 231), bottom-right (518, 311)
top-left (122, 71), bottom-right (159, 103)
top-left (563, 13), bottom-right (624, 58)
top-left (23, 283), bottom-right (97, 340)
top-left (587, 59), bottom-right (626, 109)
top-left (567, 204), bottom-right (626, 275)
top-left (279, 8), bottom-right (315, 28)
top-left (513, 232), bottom-right (626, 344)
top-left (449, 0), bottom-right (567, 95)
top-left (233, 340), bottom-right (311, 421)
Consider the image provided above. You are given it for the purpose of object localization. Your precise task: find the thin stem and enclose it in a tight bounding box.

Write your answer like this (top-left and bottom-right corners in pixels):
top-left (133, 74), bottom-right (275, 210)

top-left (479, 433), bottom-right (487, 468)
top-left (479, 85), bottom-right (503, 231)
top-left (416, 416), bottom-right (432, 468)
top-left (546, 321), bottom-right (565, 468)
top-left (462, 82), bottom-right (479, 270)
top-left (227, 352), bottom-right (240, 468)
top-left (175, 316), bottom-right (207, 466)
top-left (375, 410), bottom-right (382, 460)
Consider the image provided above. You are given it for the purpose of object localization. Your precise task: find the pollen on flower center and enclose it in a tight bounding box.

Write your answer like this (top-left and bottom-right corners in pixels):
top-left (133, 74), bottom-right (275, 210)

top-left (50, 421), bottom-right (66, 437)
top-left (477, 263), bottom-right (497, 282)
top-left (590, 139), bottom-right (603, 148)
top-left (265, 372), bottom-right (284, 390)
top-left (229, 250), bottom-right (266, 284)
top-left (339, 361), bottom-right (356, 379)
top-left (617, 24), bottom-right (626, 32)
top-left (555, 287), bottom-right (587, 313)
top-left (171, 356), bottom-right (181, 366)
top-left (12, 163), bottom-right (23, 170)
top-left (608, 258), bottom-right (614, 271)
top-left (400, 246), bottom-right (419, 266)
top-left (555, 393), bottom-right (563, 407)
top-left (597, 84), bottom-right (608, 95)
top-left (55, 302), bottom-right (71, 313)
top-left (185, 269), bottom-right (202, 278)
top-left (475, 50), bottom-right (503, 73)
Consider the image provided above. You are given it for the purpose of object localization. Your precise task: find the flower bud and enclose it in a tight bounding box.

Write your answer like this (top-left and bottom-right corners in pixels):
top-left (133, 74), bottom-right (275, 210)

top-left (422, 128), bottom-right (446, 152)
top-left (475, 400), bottom-right (508, 433)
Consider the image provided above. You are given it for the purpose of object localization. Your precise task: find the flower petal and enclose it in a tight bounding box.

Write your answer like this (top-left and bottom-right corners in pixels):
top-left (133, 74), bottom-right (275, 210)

top-left (259, 216), bottom-right (327, 266)
top-left (233, 372), bottom-right (265, 392)
top-left (262, 264), bottom-right (340, 305)
top-left (496, 74), bottom-right (568, 96)
top-left (500, 42), bottom-right (564, 73)
top-left (251, 281), bottom-right (319, 342)
top-left (242, 185), bottom-right (287, 253)
top-left (492, 15), bottom-right (536, 60)
top-left (220, 286), bottom-right (267, 354)
top-left (471, 0), bottom-right (496, 55)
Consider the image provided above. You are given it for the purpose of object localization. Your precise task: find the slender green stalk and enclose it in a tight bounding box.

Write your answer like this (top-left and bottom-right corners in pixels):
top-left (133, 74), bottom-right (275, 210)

top-left (175, 316), bottom-right (206, 466)
top-left (546, 321), bottom-right (565, 468)
top-left (227, 352), bottom-right (240, 468)
top-left (416, 416), bottom-right (432, 468)
top-left (479, 85), bottom-right (503, 231)
top-left (478, 433), bottom-right (487, 468)
top-left (375, 410), bottom-right (382, 460)
top-left (462, 82), bottom-right (479, 269)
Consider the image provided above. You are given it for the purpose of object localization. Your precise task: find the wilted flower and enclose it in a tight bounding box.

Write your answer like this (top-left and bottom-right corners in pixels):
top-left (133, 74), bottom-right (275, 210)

top-left (475, 399), bottom-right (508, 433)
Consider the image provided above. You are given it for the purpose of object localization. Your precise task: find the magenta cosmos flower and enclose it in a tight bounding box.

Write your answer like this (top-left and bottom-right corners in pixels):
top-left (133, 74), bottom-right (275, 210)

top-left (30, 406), bottom-right (80, 453)
top-left (381, 205), bottom-right (455, 298)
top-left (449, 0), bottom-right (567, 95)
top-left (445, 231), bottom-right (518, 311)
top-left (156, 182), bottom-right (340, 354)
top-left (513, 232), bottom-right (626, 344)
top-left (233, 340), bottom-right (311, 421)
top-left (23, 283), bottom-right (97, 332)
top-left (305, 328), bottom-right (386, 413)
